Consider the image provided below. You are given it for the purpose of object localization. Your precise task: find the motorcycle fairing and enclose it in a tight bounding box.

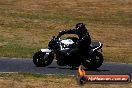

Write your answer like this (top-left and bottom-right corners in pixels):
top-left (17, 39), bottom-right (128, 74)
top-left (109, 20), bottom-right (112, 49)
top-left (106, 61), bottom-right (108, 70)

top-left (90, 42), bottom-right (103, 52)
top-left (60, 39), bottom-right (74, 50)
top-left (60, 39), bottom-right (74, 45)
top-left (41, 49), bottom-right (52, 53)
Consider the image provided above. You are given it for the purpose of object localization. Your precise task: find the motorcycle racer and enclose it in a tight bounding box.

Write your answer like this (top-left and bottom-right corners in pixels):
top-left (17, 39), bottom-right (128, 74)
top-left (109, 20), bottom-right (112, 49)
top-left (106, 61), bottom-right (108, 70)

top-left (58, 23), bottom-right (91, 55)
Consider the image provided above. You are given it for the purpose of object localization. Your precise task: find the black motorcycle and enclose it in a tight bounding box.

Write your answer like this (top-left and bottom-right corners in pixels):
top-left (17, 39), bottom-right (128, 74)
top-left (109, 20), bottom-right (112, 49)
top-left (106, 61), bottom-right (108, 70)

top-left (33, 34), bottom-right (103, 69)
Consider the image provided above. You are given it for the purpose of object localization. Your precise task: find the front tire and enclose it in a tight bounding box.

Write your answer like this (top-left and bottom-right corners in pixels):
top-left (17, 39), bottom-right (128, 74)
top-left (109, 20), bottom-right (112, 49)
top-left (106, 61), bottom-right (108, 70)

top-left (33, 51), bottom-right (54, 67)
top-left (83, 51), bottom-right (103, 69)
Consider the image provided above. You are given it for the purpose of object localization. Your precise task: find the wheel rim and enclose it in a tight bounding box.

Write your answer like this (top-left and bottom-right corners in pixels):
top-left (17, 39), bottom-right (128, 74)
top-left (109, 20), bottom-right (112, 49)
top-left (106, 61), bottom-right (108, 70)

top-left (34, 52), bottom-right (45, 65)
top-left (33, 51), bottom-right (54, 67)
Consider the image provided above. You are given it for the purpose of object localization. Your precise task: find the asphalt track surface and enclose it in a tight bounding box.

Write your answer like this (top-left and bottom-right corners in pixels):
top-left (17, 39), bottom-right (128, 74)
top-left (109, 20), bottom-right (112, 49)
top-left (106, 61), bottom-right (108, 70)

top-left (0, 57), bottom-right (132, 77)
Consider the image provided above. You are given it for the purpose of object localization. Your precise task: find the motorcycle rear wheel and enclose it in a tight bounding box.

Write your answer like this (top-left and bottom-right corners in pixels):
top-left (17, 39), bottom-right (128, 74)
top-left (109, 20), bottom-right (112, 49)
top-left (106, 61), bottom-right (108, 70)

top-left (83, 51), bottom-right (103, 69)
top-left (33, 51), bottom-right (54, 67)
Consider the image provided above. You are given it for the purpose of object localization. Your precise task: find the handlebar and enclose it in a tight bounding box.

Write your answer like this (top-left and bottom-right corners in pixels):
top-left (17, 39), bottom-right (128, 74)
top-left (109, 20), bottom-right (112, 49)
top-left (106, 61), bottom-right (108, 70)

top-left (52, 36), bottom-right (60, 40)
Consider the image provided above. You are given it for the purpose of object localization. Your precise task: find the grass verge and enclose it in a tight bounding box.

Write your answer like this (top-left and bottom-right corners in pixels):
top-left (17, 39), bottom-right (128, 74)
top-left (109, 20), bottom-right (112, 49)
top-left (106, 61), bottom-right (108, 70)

top-left (0, 73), bottom-right (132, 88)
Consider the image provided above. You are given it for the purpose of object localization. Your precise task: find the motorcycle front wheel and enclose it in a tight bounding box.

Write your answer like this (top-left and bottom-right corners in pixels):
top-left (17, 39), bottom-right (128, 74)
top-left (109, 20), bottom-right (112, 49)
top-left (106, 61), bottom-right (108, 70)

top-left (33, 51), bottom-right (54, 67)
top-left (82, 51), bottom-right (103, 70)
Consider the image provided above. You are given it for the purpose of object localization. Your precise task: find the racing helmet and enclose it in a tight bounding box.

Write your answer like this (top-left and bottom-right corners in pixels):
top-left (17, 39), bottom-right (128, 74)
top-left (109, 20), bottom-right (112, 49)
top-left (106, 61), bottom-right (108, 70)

top-left (75, 23), bottom-right (86, 30)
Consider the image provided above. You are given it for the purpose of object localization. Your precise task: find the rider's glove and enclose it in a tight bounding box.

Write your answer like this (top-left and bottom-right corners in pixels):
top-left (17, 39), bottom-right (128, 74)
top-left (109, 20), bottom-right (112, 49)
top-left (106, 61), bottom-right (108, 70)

top-left (58, 31), bottom-right (65, 38)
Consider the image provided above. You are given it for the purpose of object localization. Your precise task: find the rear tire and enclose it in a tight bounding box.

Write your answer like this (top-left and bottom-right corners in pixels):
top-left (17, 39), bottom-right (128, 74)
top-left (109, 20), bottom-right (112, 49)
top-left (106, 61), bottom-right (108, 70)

top-left (83, 51), bottom-right (103, 69)
top-left (33, 51), bottom-right (54, 67)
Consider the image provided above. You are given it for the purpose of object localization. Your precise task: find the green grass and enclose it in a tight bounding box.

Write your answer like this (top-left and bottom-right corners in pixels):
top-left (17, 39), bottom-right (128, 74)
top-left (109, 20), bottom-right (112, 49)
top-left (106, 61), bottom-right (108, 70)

top-left (0, 0), bottom-right (131, 63)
